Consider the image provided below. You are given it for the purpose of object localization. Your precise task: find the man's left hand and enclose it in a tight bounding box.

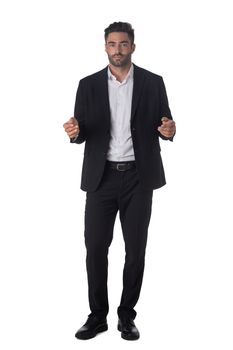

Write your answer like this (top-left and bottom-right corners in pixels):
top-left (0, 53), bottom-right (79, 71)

top-left (157, 117), bottom-right (176, 138)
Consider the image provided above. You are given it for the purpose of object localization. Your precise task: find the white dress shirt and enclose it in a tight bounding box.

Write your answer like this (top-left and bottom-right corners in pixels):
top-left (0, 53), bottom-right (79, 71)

top-left (106, 64), bottom-right (135, 162)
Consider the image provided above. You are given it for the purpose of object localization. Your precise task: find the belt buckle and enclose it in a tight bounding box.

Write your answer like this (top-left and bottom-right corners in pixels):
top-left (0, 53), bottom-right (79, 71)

top-left (116, 163), bottom-right (126, 171)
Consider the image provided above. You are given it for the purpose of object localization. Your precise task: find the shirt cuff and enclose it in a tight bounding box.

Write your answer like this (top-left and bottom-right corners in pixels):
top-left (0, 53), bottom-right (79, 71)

top-left (70, 134), bottom-right (79, 142)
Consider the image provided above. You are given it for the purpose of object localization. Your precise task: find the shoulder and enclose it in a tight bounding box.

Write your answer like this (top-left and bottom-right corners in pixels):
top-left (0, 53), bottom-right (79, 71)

top-left (133, 64), bottom-right (163, 82)
top-left (79, 67), bottom-right (108, 85)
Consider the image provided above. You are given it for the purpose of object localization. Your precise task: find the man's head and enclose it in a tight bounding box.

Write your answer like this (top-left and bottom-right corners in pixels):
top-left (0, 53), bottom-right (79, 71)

top-left (104, 22), bottom-right (135, 68)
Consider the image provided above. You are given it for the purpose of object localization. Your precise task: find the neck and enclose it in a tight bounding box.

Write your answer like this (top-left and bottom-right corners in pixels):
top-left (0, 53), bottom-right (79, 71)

top-left (108, 62), bottom-right (132, 82)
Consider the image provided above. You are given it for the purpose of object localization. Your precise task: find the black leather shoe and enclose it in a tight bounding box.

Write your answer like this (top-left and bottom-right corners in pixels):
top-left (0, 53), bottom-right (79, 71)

top-left (75, 315), bottom-right (108, 340)
top-left (118, 318), bottom-right (140, 340)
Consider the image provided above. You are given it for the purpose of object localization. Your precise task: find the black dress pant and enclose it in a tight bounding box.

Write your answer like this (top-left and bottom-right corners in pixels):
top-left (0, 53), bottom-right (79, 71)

top-left (84, 161), bottom-right (153, 320)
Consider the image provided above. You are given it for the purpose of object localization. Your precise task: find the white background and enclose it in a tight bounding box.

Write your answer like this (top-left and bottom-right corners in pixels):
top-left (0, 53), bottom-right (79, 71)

top-left (0, 0), bottom-right (233, 349)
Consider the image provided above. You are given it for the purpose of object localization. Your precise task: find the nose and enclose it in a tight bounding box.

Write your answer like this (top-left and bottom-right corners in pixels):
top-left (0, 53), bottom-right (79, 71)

top-left (115, 43), bottom-right (122, 54)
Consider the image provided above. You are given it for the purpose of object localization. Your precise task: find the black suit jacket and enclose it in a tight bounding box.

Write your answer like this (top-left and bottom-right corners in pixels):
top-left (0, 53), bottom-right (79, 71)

top-left (72, 64), bottom-right (173, 192)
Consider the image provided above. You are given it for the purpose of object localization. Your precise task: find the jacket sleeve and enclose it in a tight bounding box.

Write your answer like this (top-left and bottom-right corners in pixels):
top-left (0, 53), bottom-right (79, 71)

top-left (70, 80), bottom-right (86, 144)
top-left (158, 77), bottom-right (175, 142)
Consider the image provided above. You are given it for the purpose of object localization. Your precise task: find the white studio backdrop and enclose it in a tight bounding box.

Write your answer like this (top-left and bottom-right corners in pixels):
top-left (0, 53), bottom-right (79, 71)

top-left (0, 0), bottom-right (232, 349)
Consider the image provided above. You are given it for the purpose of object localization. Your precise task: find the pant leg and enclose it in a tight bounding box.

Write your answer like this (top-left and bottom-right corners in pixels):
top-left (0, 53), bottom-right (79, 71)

top-left (84, 167), bottom-right (119, 319)
top-left (117, 167), bottom-right (153, 320)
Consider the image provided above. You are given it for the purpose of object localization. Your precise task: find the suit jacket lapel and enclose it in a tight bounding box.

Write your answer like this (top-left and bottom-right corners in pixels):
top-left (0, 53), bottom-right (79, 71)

top-left (98, 67), bottom-right (111, 126)
top-left (131, 64), bottom-right (145, 122)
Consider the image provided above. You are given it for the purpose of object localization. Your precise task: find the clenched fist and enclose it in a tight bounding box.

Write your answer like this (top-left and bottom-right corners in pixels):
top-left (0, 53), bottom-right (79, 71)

top-left (63, 117), bottom-right (80, 139)
top-left (157, 117), bottom-right (176, 138)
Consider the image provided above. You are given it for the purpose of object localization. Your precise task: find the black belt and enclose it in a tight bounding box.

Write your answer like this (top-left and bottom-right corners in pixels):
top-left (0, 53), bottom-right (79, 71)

top-left (106, 161), bottom-right (136, 172)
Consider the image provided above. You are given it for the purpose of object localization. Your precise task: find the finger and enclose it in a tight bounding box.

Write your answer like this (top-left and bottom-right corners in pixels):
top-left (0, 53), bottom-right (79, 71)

top-left (68, 130), bottom-right (79, 138)
top-left (158, 125), bottom-right (171, 131)
top-left (65, 127), bottom-right (78, 136)
top-left (162, 124), bottom-right (175, 133)
top-left (161, 116), bottom-right (170, 122)
top-left (163, 125), bottom-right (175, 132)
top-left (158, 125), bottom-right (175, 135)
top-left (64, 126), bottom-right (72, 132)
top-left (158, 125), bottom-right (168, 131)
top-left (162, 120), bottom-right (176, 130)
top-left (70, 117), bottom-right (79, 126)
top-left (63, 121), bottom-right (74, 129)
top-left (162, 120), bottom-right (174, 127)
top-left (63, 117), bottom-right (78, 127)
top-left (66, 126), bottom-right (79, 134)
top-left (168, 121), bottom-right (176, 129)
top-left (69, 117), bottom-right (76, 123)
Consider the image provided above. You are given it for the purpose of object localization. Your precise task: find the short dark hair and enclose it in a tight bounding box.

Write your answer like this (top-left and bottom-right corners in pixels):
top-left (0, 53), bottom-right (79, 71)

top-left (104, 22), bottom-right (134, 44)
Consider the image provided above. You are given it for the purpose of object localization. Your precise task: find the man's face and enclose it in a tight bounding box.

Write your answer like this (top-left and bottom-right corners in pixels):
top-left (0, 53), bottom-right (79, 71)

top-left (105, 32), bottom-right (135, 68)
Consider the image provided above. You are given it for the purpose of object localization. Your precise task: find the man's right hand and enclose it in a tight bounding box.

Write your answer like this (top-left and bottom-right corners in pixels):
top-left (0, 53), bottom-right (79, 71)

top-left (63, 117), bottom-right (80, 139)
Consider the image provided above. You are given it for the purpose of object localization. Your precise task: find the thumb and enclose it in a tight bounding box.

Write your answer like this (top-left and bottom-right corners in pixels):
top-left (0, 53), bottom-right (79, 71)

top-left (161, 116), bottom-right (170, 122)
top-left (69, 117), bottom-right (78, 125)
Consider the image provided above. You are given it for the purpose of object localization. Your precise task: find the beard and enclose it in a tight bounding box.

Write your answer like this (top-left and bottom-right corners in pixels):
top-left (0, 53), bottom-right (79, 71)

top-left (107, 53), bottom-right (132, 67)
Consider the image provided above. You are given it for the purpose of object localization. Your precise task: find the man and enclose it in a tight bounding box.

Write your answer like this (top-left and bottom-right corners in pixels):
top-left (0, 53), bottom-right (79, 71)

top-left (63, 22), bottom-right (176, 341)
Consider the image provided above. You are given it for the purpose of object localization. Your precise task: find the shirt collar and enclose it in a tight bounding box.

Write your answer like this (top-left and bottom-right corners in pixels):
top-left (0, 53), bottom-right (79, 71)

top-left (108, 64), bottom-right (134, 83)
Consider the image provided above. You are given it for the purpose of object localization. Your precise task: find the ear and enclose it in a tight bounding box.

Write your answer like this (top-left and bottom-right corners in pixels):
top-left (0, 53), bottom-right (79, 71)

top-left (131, 43), bottom-right (136, 53)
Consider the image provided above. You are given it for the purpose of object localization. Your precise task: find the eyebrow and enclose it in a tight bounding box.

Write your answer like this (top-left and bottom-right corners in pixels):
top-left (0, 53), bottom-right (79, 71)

top-left (107, 40), bottom-right (130, 44)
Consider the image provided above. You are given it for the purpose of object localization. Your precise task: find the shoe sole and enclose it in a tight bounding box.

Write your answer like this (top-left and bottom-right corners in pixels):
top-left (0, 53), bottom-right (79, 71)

top-left (76, 324), bottom-right (108, 340)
